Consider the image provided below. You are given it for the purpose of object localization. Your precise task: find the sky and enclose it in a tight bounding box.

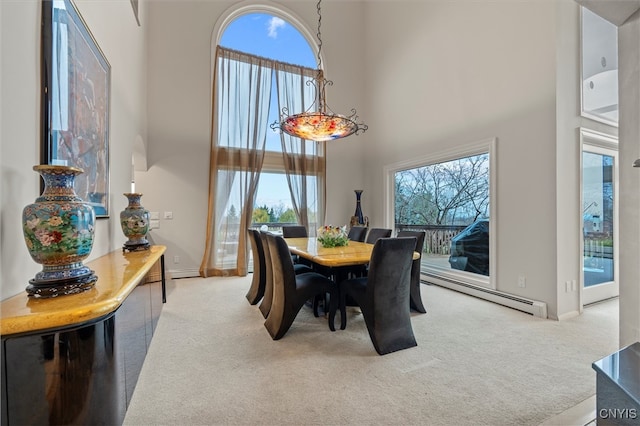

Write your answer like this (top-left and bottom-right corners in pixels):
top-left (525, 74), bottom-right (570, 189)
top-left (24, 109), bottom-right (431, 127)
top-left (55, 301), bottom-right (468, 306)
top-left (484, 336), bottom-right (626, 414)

top-left (219, 13), bottom-right (317, 210)
top-left (220, 14), bottom-right (316, 67)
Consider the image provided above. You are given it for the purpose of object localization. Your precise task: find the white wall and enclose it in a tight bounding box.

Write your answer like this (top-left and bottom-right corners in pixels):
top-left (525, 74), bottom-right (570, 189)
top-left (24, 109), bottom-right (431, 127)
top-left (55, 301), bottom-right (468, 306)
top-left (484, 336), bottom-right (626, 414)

top-left (0, 0), bottom-right (147, 299)
top-left (361, 1), bottom-right (570, 317)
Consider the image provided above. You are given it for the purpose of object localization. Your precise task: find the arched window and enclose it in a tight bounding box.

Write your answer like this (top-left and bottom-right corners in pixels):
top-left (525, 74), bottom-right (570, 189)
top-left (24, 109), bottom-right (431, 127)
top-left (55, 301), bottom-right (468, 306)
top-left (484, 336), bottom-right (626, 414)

top-left (200, 10), bottom-right (325, 277)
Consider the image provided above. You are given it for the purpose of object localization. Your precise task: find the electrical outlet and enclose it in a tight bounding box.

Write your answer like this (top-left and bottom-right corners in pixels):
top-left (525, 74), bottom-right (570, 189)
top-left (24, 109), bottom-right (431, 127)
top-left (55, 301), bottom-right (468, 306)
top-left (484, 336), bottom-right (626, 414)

top-left (150, 211), bottom-right (159, 220)
top-left (150, 220), bottom-right (160, 229)
top-left (164, 211), bottom-right (173, 220)
top-left (518, 274), bottom-right (526, 288)
top-left (173, 255), bottom-right (180, 264)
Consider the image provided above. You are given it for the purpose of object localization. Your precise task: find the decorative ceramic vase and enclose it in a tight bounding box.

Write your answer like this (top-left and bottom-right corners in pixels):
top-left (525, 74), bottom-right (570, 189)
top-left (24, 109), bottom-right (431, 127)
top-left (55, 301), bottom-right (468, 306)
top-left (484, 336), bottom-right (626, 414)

top-left (22, 165), bottom-right (97, 298)
top-left (354, 190), bottom-right (365, 225)
top-left (120, 193), bottom-right (150, 251)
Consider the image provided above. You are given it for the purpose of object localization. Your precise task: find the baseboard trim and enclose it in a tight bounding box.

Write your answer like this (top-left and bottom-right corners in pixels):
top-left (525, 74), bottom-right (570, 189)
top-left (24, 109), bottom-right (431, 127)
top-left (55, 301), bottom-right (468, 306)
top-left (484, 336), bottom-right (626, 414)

top-left (557, 310), bottom-right (580, 321)
top-left (168, 268), bottom-right (200, 279)
top-left (423, 272), bottom-right (548, 318)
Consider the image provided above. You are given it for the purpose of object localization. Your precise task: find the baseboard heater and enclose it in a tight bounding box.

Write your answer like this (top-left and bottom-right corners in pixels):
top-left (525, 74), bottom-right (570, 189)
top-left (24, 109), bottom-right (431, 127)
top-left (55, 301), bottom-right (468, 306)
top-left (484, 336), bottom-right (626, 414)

top-left (421, 272), bottom-right (548, 318)
top-left (169, 268), bottom-right (200, 279)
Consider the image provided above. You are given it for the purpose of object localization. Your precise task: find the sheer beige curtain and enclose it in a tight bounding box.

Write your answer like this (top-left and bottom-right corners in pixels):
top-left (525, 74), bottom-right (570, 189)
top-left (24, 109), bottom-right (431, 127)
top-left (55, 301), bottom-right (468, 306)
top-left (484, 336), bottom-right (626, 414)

top-left (275, 66), bottom-right (326, 235)
top-left (200, 47), bottom-right (324, 277)
top-left (200, 47), bottom-right (272, 277)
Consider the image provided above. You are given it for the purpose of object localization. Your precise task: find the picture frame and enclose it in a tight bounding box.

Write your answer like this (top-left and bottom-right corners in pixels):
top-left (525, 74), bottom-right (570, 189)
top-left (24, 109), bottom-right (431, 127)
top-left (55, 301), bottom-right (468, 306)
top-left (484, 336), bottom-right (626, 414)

top-left (41, 0), bottom-right (111, 217)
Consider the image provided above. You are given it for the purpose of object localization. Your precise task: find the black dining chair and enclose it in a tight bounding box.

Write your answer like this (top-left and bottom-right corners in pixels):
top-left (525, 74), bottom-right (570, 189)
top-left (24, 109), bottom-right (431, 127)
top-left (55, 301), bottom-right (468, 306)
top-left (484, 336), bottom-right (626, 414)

top-left (259, 231), bottom-right (314, 318)
top-left (258, 231), bottom-right (275, 318)
top-left (365, 228), bottom-right (392, 244)
top-left (281, 225), bottom-right (309, 266)
top-left (347, 226), bottom-right (367, 242)
top-left (281, 225), bottom-right (308, 238)
top-left (264, 233), bottom-right (338, 339)
top-left (354, 228), bottom-right (393, 278)
top-left (397, 230), bottom-right (427, 313)
top-left (245, 229), bottom-right (266, 305)
top-left (338, 237), bottom-right (417, 355)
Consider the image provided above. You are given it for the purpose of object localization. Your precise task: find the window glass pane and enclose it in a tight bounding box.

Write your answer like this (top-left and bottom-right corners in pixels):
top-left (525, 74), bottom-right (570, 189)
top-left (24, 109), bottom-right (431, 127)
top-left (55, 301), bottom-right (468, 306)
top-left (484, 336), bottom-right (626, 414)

top-left (220, 13), bottom-right (315, 67)
top-left (583, 151), bottom-right (615, 286)
top-left (252, 172), bottom-right (318, 229)
top-left (581, 7), bottom-right (618, 125)
top-left (394, 153), bottom-right (490, 277)
top-left (221, 13), bottom-right (317, 154)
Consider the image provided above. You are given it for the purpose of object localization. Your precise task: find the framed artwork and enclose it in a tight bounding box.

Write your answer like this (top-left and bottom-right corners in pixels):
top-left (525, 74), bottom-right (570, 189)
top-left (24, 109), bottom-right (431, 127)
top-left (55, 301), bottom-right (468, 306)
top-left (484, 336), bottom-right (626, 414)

top-left (41, 0), bottom-right (111, 217)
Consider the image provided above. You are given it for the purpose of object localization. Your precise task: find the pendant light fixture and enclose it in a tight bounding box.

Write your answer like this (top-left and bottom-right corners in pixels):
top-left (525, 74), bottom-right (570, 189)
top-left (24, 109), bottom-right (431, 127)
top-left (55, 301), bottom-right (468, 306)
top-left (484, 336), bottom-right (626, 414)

top-left (271, 0), bottom-right (368, 142)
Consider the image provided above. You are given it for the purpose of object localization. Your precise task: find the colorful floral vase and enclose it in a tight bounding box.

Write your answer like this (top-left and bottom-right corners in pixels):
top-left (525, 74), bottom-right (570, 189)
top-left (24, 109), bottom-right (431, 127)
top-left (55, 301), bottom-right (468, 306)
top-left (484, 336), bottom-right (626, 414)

top-left (120, 193), bottom-right (150, 251)
top-left (22, 165), bottom-right (97, 298)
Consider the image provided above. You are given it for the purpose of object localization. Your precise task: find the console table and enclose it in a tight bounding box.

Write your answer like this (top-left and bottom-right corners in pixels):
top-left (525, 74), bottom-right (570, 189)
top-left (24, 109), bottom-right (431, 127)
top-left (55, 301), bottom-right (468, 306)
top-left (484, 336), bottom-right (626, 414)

top-left (593, 341), bottom-right (640, 425)
top-left (0, 245), bottom-right (167, 425)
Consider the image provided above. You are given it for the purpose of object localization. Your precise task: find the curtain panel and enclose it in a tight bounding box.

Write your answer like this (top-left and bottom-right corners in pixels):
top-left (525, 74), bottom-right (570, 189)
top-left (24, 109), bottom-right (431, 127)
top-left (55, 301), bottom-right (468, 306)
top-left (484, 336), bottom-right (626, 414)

top-left (200, 46), bottom-right (325, 278)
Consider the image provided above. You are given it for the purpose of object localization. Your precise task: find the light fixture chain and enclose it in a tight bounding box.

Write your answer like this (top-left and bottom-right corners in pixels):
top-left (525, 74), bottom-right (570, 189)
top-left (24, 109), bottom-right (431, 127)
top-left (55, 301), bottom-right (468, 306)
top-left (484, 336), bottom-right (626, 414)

top-left (316, 0), bottom-right (323, 70)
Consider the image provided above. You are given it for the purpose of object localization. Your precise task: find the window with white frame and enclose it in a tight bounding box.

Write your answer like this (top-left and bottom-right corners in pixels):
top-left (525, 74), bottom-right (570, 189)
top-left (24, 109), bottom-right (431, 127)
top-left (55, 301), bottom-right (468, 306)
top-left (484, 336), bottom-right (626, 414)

top-left (581, 6), bottom-right (618, 126)
top-left (385, 138), bottom-right (496, 289)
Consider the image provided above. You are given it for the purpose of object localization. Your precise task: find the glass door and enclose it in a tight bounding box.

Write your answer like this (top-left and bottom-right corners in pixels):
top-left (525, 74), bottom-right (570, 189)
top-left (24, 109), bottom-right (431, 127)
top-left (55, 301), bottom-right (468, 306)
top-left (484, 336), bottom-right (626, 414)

top-left (582, 143), bottom-right (618, 305)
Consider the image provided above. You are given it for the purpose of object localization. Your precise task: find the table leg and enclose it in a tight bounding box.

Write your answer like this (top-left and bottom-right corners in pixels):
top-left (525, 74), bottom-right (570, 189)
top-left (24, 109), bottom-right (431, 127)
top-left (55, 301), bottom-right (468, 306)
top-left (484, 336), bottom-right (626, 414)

top-left (160, 254), bottom-right (166, 303)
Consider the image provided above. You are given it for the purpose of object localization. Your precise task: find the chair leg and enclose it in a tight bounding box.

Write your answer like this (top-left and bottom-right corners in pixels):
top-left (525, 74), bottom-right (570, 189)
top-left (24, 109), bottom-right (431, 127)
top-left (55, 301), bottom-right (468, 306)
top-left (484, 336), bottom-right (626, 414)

top-left (327, 289), bottom-right (338, 332)
top-left (339, 287), bottom-right (347, 330)
top-left (410, 282), bottom-right (427, 313)
top-left (409, 260), bottom-right (427, 313)
top-left (312, 295), bottom-right (321, 317)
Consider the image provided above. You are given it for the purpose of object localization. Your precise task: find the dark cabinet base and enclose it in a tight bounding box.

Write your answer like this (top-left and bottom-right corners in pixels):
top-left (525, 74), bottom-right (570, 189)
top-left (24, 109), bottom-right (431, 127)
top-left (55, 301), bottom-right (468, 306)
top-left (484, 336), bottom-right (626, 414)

top-left (1, 280), bottom-right (162, 425)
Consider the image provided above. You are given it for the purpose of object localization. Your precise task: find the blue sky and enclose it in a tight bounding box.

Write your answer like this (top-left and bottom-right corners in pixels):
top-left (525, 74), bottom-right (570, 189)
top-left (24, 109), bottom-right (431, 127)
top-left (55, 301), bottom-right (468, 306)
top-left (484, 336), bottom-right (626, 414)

top-left (219, 13), bottom-right (316, 211)
top-left (220, 13), bottom-right (316, 67)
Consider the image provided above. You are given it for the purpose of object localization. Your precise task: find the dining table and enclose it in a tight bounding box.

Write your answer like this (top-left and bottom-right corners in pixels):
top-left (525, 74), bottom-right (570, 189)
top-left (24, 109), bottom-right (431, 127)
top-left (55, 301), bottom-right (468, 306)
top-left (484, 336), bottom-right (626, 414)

top-left (284, 237), bottom-right (377, 268)
top-left (284, 237), bottom-right (420, 268)
top-left (284, 236), bottom-right (419, 330)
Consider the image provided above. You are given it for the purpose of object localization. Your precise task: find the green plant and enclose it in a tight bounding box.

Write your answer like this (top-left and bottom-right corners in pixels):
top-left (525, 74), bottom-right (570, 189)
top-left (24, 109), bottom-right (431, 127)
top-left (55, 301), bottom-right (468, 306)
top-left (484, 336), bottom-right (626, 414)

top-left (317, 225), bottom-right (348, 247)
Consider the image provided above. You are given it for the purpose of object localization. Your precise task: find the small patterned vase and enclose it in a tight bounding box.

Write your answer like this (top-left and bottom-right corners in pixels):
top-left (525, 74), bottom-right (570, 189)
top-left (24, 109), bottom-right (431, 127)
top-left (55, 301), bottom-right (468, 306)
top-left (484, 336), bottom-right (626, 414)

top-left (120, 193), bottom-right (150, 251)
top-left (22, 165), bottom-right (97, 298)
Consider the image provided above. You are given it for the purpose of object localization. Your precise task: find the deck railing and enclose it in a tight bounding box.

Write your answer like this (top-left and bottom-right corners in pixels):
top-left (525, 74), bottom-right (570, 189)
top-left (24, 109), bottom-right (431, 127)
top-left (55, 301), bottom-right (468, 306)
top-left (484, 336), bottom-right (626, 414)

top-left (395, 224), bottom-right (467, 255)
top-left (240, 222), bottom-right (467, 256)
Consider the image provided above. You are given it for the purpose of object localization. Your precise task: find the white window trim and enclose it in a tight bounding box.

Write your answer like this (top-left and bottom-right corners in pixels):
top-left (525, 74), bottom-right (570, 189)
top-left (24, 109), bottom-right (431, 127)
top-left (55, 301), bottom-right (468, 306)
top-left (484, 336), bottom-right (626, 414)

top-left (383, 137), bottom-right (497, 290)
top-left (579, 128), bottom-right (619, 305)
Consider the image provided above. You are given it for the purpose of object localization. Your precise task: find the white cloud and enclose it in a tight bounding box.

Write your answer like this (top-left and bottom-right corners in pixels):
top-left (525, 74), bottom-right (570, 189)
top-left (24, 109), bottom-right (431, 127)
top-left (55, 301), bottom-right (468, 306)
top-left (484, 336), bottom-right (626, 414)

top-left (267, 17), bottom-right (286, 39)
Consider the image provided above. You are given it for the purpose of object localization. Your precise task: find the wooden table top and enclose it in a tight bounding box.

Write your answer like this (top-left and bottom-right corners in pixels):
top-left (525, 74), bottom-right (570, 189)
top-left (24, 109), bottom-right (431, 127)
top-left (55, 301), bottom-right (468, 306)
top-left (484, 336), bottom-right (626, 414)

top-left (284, 237), bottom-right (418, 268)
top-left (0, 245), bottom-right (166, 336)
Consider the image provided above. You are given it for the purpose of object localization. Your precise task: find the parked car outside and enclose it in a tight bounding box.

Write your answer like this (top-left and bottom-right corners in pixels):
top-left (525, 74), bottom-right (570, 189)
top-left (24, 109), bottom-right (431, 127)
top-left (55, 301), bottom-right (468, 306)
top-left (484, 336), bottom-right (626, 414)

top-left (448, 219), bottom-right (489, 276)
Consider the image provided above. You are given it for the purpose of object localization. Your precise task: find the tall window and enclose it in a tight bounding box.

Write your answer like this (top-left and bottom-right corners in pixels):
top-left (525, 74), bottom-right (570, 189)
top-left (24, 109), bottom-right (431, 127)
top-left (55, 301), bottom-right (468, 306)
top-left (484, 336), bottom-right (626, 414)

top-left (581, 130), bottom-right (619, 305)
top-left (200, 12), bottom-right (325, 277)
top-left (581, 6), bottom-right (618, 126)
top-left (387, 139), bottom-right (495, 288)
top-left (221, 13), bottom-right (319, 229)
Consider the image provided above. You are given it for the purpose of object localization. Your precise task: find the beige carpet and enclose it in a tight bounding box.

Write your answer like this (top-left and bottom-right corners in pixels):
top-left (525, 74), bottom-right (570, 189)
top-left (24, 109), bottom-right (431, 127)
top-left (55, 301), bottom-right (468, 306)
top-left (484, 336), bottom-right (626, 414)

top-left (124, 276), bottom-right (618, 426)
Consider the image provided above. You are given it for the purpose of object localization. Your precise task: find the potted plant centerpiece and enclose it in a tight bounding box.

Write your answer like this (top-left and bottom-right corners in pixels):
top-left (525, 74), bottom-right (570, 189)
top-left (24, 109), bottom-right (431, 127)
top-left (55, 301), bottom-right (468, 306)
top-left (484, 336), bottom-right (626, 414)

top-left (317, 225), bottom-right (349, 248)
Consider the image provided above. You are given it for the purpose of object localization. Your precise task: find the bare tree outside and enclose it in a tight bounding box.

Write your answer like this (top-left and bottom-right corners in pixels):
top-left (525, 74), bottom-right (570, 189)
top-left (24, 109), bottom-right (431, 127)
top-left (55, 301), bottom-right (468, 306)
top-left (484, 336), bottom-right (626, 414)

top-left (395, 153), bottom-right (489, 226)
top-left (395, 153), bottom-right (490, 276)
